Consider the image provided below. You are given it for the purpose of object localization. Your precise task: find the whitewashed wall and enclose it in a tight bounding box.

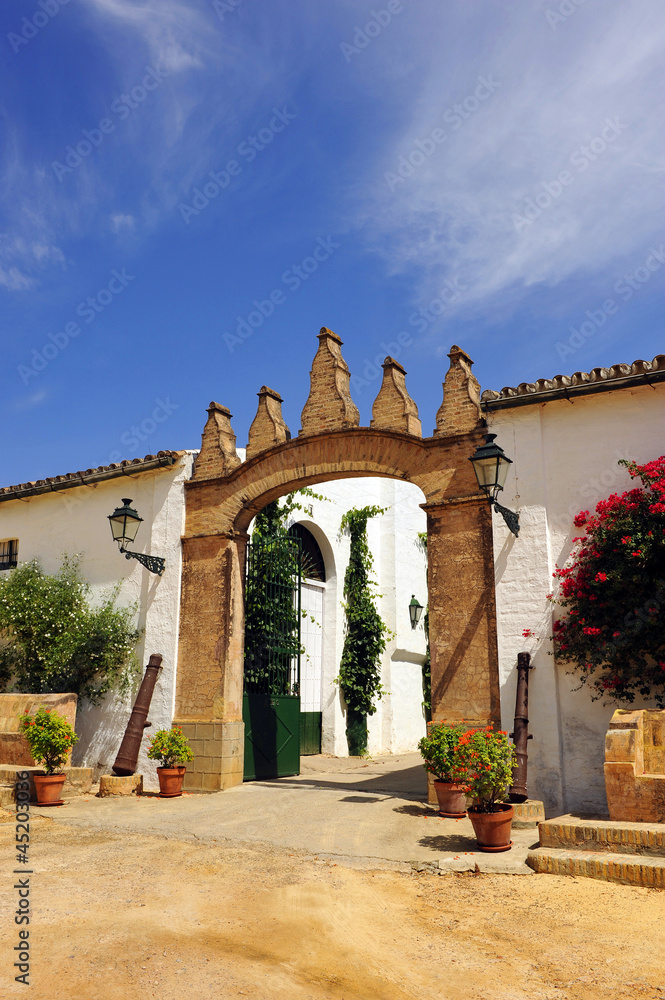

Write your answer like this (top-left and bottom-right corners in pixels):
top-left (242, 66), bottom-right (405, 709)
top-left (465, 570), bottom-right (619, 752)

top-left (282, 476), bottom-right (429, 757)
top-left (0, 454), bottom-right (195, 788)
top-left (487, 383), bottom-right (665, 816)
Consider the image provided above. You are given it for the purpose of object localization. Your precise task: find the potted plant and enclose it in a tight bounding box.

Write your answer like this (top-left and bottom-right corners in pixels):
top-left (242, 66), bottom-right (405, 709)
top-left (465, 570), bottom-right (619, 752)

top-left (418, 722), bottom-right (468, 817)
top-left (19, 707), bottom-right (79, 806)
top-left (146, 725), bottom-right (194, 797)
top-left (456, 726), bottom-right (517, 852)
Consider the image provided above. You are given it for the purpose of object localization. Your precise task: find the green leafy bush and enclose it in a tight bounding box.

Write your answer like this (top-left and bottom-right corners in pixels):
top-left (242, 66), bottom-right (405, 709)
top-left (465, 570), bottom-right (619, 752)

top-left (418, 722), bottom-right (466, 782)
top-left (0, 556), bottom-right (140, 703)
top-left (19, 706), bottom-right (79, 775)
top-left (146, 726), bottom-right (194, 768)
top-left (455, 726), bottom-right (516, 812)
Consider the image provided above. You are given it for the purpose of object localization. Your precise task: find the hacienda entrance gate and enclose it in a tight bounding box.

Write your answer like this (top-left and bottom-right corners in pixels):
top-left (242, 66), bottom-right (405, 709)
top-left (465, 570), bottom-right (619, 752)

top-left (242, 536), bottom-right (302, 780)
top-left (174, 331), bottom-right (501, 793)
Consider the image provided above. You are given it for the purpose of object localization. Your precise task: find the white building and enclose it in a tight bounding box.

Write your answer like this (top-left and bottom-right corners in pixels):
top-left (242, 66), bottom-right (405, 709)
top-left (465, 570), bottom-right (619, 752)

top-left (0, 452), bottom-right (428, 786)
top-left (1, 348), bottom-right (663, 812)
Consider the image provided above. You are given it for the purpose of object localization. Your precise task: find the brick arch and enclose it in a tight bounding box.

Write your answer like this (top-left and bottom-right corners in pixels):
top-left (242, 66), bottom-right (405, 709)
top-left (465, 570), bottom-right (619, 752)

top-left (175, 331), bottom-right (500, 792)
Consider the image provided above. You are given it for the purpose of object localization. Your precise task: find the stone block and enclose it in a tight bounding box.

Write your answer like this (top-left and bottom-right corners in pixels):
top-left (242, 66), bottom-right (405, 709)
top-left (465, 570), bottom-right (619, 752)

top-left (201, 773), bottom-right (222, 792)
top-left (0, 765), bottom-right (92, 803)
top-left (605, 727), bottom-right (638, 762)
top-left (98, 774), bottom-right (143, 797)
top-left (183, 770), bottom-right (203, 791)
top-left (605, 709), bottom-right (665, 822)
top-left (644, 747), bottom-right (665, 775)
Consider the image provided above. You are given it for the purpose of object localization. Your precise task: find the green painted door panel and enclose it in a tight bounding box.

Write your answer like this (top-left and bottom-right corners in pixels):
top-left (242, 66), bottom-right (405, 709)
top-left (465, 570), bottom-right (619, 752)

top-left (243, 693), bottom-right (301, 780)
top-left (299, 711), bottom-right (322, 755)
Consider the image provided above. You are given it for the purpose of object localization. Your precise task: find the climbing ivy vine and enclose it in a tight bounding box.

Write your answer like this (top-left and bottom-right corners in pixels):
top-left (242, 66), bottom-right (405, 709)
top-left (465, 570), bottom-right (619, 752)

top-left (336, 505), bottom-right (391, 754)
top-left (244, 489), bottom-right (325, 693)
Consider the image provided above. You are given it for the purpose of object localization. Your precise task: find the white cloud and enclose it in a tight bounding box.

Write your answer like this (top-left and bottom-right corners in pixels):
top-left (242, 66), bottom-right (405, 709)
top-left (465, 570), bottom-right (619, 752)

top-left (81, 0), bottom-right (209, 72)
top-left (110, 213), bottom-right (136, 233)
top-left (0, 231), bottom-right (66, 291)
top-left (0, 266), bottom-right (33, 291)
top-left (356, 1), bottom-right (665, 316)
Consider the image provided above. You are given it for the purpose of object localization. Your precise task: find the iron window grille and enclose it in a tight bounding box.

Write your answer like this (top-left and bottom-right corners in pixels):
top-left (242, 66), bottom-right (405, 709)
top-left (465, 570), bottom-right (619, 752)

top-left (0, 539), bottom-right (18, 571)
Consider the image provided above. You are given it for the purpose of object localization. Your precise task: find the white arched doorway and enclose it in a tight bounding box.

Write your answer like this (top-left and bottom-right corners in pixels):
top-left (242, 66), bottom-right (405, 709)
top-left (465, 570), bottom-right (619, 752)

top-left (288, 521), bottom-right (330, 755)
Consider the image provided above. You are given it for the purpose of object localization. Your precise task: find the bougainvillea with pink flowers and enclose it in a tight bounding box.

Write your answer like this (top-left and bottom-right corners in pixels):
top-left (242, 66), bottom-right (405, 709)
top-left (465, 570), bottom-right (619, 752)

top-left (551, 456), bottom-right (665, 705)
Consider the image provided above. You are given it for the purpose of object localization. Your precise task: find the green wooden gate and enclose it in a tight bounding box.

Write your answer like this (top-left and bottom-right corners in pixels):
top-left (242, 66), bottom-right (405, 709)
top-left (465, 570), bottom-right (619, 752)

top-left (243, 536), bottom-right (302, 780)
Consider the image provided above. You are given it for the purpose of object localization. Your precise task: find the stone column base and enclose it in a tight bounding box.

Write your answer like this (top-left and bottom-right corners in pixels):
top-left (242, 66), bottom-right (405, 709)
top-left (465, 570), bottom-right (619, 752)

top-left (173, 719), bottom-right (244, 792)
top-left (98, 774), bottom-right (143, 797)
top-left (511, 799), bottom-right (546, 828)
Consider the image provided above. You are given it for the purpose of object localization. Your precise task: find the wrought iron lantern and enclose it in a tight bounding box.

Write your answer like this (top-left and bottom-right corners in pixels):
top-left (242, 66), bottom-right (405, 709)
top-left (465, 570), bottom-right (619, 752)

top-left (409, 595), bottom-right (424, 629)
top-left (469, 434), bottom-right (520, 537)
top-left (108, 499), bottom-right (166, 576)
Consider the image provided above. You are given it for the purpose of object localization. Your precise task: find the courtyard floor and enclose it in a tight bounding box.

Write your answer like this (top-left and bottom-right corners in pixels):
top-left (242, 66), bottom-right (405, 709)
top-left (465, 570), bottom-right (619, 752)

top-left (1, 753), bottom-right (664, 999)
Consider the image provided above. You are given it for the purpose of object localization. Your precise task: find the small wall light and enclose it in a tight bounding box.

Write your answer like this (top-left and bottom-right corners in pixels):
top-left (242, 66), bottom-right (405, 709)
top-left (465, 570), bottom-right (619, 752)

top-left (469, 433), bottom-right (520, 537)
top-left (108, 499), bottom-right (166, 576)
top-left (409, 595), bottom-right (424, 629)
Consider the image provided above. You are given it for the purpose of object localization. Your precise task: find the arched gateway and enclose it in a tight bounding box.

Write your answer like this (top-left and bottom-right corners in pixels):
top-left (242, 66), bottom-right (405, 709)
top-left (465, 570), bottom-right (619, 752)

top-left (174, 329), bottom-right (500, 791)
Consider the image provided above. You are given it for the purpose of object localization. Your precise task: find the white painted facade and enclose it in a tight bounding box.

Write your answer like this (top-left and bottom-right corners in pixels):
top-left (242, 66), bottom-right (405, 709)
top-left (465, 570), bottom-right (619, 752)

top-left (486, 382), bottom-right (665, 816)
top-left (0, 458), bottom-right (429, 785)
top-left (2, 371), bottom-right (661, 808)
top-left (0, 453), bottom-right (195, 788)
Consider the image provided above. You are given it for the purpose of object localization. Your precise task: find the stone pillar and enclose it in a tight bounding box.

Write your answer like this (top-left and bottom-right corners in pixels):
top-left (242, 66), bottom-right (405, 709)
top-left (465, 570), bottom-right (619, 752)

top-left (424, 496), bottom-right (500, 729)
top-left (173, 531), bottom-right (248, 791)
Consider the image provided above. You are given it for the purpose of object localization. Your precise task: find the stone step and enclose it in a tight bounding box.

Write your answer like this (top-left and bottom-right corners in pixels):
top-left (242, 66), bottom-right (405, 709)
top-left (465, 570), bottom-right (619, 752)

top-left (539, 814), bottom-right (665, 857)
top-left (0, 765), bottom-right (93, 806)
top-left (527, 847), bottom-right (665, 889)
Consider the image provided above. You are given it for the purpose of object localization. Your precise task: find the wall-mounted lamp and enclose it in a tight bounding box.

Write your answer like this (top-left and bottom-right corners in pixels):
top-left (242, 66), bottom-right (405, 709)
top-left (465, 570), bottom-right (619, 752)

top-left (108, 499), bottom-right (166, 576)
top-left (409, 595), bottom-right (424, 629)
top-left (469, 434), bottom-right (520, 537)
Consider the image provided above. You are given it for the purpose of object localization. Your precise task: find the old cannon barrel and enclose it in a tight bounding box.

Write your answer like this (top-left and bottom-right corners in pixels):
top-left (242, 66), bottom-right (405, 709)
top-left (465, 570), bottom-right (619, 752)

top-left (112, 653), bottom-right (163, 776)
top-left (508, 651), bottom-right (533, 803)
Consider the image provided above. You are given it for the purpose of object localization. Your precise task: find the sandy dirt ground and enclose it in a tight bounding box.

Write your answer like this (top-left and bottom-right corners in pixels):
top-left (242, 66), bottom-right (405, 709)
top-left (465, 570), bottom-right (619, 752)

top-left (1, 812), bottom-right (664, 1000)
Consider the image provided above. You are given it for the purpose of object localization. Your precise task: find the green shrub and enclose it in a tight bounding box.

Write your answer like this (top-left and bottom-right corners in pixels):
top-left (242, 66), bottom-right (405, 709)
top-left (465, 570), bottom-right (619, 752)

top-left (19, 706), bottom-right (79, 775)
top-left (418, 722), bottom-right (466, 782)
top-left (455, 726), bottom-right (516, 812)
top-left (0, 556), bottom-right (140, 703)
top-left (146, 726), bottom-right (194, 768)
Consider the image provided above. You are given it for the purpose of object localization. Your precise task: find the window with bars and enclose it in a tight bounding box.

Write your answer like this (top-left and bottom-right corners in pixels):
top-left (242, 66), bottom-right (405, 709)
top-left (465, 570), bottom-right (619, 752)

top-left (0, 540), bottom-right (18, 570)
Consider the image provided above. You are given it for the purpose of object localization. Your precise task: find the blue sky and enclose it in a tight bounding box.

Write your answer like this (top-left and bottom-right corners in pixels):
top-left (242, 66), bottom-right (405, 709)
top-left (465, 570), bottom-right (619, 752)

top-left (1, 0), bottom-right (663, 486)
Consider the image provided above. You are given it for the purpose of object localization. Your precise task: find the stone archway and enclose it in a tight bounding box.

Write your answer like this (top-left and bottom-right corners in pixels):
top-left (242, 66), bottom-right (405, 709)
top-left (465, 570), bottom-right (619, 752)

top-left (174, 329), bottom-right (500, 791)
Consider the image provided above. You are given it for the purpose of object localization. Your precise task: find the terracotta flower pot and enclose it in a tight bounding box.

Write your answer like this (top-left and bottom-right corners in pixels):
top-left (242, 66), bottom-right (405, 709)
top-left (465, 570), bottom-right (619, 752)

top-left (467, 803), bottom-right (514, 852)
top-left (33, 773), bottom-right (67, 806)
top-left (433, 780), bottom-right (467, 817)
top-left (157, 766), bottom-right (186, 798)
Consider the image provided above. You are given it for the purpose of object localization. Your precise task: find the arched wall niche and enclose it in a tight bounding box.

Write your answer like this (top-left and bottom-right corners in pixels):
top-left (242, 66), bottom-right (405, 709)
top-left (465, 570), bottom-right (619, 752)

top-left (174, 332), bottom-right (501, 792)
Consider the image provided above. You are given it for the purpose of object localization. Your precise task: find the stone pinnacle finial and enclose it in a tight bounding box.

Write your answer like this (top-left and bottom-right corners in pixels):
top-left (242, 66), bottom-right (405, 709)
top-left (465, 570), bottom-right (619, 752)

top-left (370, 357), bottom-right (421, 436)
top-left (246, 386), bottom-right (291, 459)
top-left (434, 345), bottom-right (482, 436)
top-left (299, 327), bottom-right (360, 436)
top-left (192, 402), bottom-right (242, 480)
